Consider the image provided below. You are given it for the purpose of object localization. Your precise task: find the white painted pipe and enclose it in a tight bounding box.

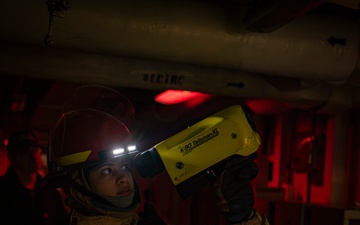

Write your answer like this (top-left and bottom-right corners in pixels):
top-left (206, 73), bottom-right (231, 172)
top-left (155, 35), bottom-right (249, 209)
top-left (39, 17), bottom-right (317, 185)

top-left (1, 0), bottom-right (359, 82)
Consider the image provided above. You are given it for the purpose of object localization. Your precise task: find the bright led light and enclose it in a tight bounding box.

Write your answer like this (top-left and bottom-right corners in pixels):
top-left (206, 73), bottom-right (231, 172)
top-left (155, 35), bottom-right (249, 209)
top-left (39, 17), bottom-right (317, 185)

top-left (128, 145), bottom-right (137, 152)
top-left (113, 148), bottom-right (125, 155)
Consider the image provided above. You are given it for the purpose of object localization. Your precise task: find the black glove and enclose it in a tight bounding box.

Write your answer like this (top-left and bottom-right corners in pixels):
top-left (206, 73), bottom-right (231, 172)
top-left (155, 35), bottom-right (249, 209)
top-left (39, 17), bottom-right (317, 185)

top-left (212, 154), bottom-right (259, 224)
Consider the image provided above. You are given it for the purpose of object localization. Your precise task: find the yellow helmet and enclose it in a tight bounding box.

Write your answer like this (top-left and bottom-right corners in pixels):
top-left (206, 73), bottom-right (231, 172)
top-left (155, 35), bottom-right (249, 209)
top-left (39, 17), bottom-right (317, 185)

top-left (47, 84), bottom-right (138, 177)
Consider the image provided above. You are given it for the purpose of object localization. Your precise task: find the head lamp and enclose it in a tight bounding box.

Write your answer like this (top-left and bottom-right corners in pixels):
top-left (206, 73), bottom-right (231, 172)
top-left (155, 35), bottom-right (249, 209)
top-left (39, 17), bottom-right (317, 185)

top-left (99, 144), bottom-right (138, 160)
top-left (112, 144), bottom-right (138, 157)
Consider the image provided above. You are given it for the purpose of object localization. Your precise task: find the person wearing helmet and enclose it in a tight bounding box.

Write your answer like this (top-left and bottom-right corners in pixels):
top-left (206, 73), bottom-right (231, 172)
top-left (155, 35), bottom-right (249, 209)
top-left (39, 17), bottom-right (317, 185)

top-left (42, 84), bottom-right (268, 225)
top-left (42, 84), bottom-right (166, 225)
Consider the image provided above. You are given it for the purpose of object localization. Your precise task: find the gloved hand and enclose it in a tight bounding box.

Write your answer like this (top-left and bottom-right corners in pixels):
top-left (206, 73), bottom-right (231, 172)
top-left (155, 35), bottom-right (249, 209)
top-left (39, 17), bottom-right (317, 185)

top-left (212, 154), bottom-right (259, 224)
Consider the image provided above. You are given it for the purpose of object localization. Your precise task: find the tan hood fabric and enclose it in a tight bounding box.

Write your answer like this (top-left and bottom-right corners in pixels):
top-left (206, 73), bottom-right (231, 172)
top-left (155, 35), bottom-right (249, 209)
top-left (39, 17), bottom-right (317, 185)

top-left (70, 211), bottom-right (139, 225)
top-left (64, 169), bottom-right (140, 224)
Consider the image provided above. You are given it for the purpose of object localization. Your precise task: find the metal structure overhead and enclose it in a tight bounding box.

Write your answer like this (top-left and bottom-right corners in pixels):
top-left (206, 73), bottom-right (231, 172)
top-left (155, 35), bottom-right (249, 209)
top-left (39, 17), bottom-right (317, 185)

top-left (0, 0), bottom-right (360, 141)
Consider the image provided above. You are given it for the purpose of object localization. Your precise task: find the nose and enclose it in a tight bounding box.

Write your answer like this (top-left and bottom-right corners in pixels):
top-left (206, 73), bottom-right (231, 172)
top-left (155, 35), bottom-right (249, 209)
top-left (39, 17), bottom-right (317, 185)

top-left (116, 171), bottom-right (128, 184)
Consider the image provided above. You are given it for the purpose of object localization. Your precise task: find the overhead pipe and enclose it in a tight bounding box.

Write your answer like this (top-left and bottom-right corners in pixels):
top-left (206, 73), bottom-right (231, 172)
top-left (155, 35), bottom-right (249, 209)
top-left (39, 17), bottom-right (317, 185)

top-left (0, 43), bottom-right (349, 112)
top-left (1, 0), bottom-right (359, 82)
top-left (0, 0), bottom-right (359, 113)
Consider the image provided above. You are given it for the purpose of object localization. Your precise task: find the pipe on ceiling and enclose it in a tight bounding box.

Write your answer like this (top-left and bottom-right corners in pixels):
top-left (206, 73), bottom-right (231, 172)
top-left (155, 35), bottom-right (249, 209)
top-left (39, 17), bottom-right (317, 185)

top-left (0, 0), bottom-right (359, 114)
top-left (0, 43), bottom-right (353, 113)
top-left (1, 0), bottom-right (359, 82)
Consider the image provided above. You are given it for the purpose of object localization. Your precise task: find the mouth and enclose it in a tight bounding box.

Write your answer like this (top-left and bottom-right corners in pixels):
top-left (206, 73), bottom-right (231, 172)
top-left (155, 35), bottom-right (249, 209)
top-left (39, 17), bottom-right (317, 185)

top-left (116, 188), bottom-right (133, 196)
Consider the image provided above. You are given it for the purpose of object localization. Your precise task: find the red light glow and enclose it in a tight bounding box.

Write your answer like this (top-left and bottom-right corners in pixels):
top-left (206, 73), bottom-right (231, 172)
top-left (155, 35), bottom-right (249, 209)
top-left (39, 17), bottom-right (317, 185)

top-left (3, 138), bottom-right (8, 147)
top-left (154, 90), bottom-right (210, 105)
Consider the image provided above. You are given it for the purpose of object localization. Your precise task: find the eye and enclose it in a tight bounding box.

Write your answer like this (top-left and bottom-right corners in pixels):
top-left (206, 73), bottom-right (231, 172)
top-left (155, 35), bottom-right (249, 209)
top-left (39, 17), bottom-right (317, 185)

top-left (101, 167), bottom-right (114, 174)
top-left (121, 164), bottom-right (129, 171)
top-left (120, 160), bottom-right (132, 172)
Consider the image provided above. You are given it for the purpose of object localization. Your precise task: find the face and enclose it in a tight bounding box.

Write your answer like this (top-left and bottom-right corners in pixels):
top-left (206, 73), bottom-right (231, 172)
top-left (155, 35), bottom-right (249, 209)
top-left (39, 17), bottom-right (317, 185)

top-left (86, 157), bottom-right (134, 197)
top-left (9, 146), bottom-right (43, 174)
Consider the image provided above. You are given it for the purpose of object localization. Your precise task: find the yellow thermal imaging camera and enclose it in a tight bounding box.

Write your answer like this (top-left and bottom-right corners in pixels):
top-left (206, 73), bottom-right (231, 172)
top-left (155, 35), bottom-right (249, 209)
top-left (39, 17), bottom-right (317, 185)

top-left (134, 105), bottom-right (261, 197)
